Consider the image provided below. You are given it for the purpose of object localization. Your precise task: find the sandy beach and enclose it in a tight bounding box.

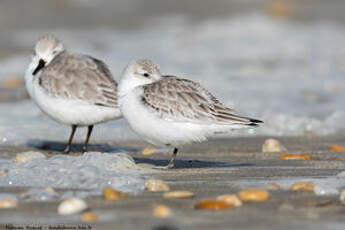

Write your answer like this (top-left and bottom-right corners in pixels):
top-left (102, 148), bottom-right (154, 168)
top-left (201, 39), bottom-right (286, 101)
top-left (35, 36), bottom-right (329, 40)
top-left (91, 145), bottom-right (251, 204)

top-left (0, 1), bottom-right (345, 229)
top-left (0, 136), bottom-right (344, 229)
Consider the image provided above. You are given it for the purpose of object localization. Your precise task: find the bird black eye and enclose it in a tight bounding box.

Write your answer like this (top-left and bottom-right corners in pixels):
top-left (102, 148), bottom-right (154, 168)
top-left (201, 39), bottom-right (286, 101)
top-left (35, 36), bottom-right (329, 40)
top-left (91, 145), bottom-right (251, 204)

top-left (143, 73), bottom-right (150, 77)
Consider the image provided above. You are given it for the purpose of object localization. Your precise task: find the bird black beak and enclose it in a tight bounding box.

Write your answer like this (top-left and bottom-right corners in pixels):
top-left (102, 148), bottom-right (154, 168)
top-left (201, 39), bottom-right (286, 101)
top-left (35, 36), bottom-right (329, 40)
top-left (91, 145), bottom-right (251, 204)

top-left (33, 59), bottom-right (46, 76)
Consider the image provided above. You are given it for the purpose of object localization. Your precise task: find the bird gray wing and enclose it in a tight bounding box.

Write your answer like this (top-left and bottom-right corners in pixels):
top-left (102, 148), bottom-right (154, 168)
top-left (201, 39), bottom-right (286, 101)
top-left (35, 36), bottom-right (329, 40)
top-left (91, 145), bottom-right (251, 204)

top-left (39, 53), bottom-right (118, 108)
top-left (141, 75), bottom-right (262, 125)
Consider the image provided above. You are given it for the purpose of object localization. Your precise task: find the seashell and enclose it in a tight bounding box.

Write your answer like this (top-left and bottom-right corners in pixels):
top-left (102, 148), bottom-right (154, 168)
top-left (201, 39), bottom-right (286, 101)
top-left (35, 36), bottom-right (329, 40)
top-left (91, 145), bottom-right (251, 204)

top-left (195, 200), bottom-right (231, 210)
top-left (217, 194), bottom-right (242, 207)
top-left (145, 179), bottom-right (170, 192)
top-left (153, 205), bottom-right (172, 218)
top-left (279, 154), bottom-right (310, 160)
top-left (163, 191), bottom-right (194, 199)
top-left (58, 198), bottom-right (87, 215)
top-left (290, 182), bottom-right (314, 191)
top-left (262, 138), bottom-right (286, 153)
top-left (80, 212), bottom-right (98, 222)
top-left (0, 195), bottom-right (18, 209)
top-left (142, 148), bottom-right (156, 155)
top-left (238, 189), bottom-right (269, 202)
top-left (330, 145), bottom-right (345, 151)
top-left (102, 187), bottom-right (129, 200)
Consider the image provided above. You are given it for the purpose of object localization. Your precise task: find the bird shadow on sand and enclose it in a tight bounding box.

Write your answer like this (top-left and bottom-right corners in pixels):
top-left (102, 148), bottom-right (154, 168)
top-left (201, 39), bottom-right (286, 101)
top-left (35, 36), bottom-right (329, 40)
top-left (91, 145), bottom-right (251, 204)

top-left (25, 139), bottom-right (252, 169)
top-left (25, 139), bottom-right (139, 154)
top-left (133, 157), bottom-right (253, 169)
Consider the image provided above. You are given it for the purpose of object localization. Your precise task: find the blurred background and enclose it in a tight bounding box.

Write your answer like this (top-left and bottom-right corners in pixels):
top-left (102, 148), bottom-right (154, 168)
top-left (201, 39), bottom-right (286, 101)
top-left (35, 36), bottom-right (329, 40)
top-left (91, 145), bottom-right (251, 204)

top-left (1, 0), bottom-right (345, 146)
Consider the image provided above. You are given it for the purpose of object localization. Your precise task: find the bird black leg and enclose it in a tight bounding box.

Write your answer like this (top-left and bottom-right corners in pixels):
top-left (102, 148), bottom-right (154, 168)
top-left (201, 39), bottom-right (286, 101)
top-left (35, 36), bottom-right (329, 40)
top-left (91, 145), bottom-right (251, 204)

top-left (64, 125), bottom-right (77, 153)
top-left (82, 125), bottom-right (94, 153)
top-left (154, 148), bottom-right (178, 169)
top-left (166, 148), bottom-right (178, 169)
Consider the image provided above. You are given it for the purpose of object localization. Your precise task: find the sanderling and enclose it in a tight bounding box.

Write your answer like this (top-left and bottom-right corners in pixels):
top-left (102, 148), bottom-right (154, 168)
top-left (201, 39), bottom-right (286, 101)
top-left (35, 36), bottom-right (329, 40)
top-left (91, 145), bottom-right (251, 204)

top-left (118, 59), bottom-right (263, 169)
top-left (25, 35), bottom-right (121, 153)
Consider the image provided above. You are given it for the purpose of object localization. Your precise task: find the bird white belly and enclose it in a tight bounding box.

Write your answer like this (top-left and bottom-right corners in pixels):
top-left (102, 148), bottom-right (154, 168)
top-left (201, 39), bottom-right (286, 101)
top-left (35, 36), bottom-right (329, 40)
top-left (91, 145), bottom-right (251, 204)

top-left (31, 82), bottom-right (121, 126)
top-left (120, 91), bottom-right (209, 147)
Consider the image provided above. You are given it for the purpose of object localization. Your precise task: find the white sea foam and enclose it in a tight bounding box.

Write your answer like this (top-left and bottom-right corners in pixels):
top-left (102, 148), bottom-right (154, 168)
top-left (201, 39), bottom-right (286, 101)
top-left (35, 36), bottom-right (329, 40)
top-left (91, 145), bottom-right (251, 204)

top-left (0, 152), bottom-right (147, 198)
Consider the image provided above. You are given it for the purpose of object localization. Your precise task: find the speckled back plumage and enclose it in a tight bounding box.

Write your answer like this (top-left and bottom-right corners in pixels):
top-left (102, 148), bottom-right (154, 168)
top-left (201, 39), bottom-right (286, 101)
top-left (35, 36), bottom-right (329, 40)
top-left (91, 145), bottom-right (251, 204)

top-left (141, 76), bottom-right (260, 125)
top-left (38, 52), bottom-right (118, 108)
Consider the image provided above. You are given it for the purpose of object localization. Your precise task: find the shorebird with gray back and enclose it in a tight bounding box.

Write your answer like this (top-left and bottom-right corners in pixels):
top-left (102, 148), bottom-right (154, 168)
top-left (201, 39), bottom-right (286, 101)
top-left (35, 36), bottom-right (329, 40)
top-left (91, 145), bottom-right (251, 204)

top-left (118, 59), bottom-right (263, 169)
top-left (25, 35), bottom-right (121, 153)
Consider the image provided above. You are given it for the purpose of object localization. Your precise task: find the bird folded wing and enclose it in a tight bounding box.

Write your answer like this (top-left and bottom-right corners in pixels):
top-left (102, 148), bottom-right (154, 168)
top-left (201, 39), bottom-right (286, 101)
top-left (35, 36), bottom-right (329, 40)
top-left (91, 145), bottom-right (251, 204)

top-left (142, 76), bottom-right (261, 125)
top-left (39, 54), bottom-right (118, 108)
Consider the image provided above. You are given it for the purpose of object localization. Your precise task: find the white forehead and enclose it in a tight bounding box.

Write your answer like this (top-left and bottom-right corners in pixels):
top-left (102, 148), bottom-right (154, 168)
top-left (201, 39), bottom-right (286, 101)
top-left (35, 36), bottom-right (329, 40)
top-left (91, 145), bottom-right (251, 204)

top-left (35, 35), bottom-right (63, 54)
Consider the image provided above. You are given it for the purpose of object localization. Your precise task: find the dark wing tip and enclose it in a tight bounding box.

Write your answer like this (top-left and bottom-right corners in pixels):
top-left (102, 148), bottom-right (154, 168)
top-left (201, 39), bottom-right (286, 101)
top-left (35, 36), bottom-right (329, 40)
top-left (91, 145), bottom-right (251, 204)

top-left (246, 118), bottom-right (263, 127)
top-left (249, 119), bottom-right (263, 124)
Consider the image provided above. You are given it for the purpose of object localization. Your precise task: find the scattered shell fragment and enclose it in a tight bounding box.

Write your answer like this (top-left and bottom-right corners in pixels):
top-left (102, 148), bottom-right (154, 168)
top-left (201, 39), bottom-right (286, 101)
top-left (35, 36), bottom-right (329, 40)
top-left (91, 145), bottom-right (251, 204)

top-left (0, 171), bottom-right (5, 178)
top-left (103, 187), bottom-right (119, 200)
top-left (58, 198), bottom-right (87, 215)
top-left (262, 138), bottom-right (286, 153)
top-left (14, 151), bottom-right (46, 163)
top-left (0, 195), bottom-right (18, 209)
top-left (216, 194), bottom-right (242, 207)
top-left (195, 200), bottom-right (231, 210)
top-left (145, 179), bottom-right (170, 192)
top-left (142, 148), bottom-right (156, 155)
top-left (267, 183), bottom-right (280, 190)
top-left (163, 191), bottom-right (194, 199)
top-left (330, 145), bottom-right (345, 151)
top-left (279, 154), bottom-right (310, 160)
top-left (238, 189), bottom-right (269, 202)
top-left (290, 182), bottom-right (314, 191)
top-left (340, 189), bottom-right (345, 205)
top-left (153, 205), bottom-right (172, 218)
top-left (0, 199), bottom-right (17, 209)
top-left (80, 212), bottom-right (98, 222)
top-left (102, 187), bottom-right (129, 200)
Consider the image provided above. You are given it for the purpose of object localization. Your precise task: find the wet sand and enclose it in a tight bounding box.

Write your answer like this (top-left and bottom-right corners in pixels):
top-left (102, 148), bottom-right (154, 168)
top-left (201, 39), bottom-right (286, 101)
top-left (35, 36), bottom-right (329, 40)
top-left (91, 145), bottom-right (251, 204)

top-left (0, 136), bottom-right (344, 230)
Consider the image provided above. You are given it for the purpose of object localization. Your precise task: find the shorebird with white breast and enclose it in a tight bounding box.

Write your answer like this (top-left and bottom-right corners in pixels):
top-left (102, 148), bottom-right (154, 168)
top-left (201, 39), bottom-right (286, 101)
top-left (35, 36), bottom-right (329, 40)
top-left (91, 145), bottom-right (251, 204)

top-left (25, 35), bottom-right (121, 153)
top-left (118, 59), bottom-right (263, 169)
